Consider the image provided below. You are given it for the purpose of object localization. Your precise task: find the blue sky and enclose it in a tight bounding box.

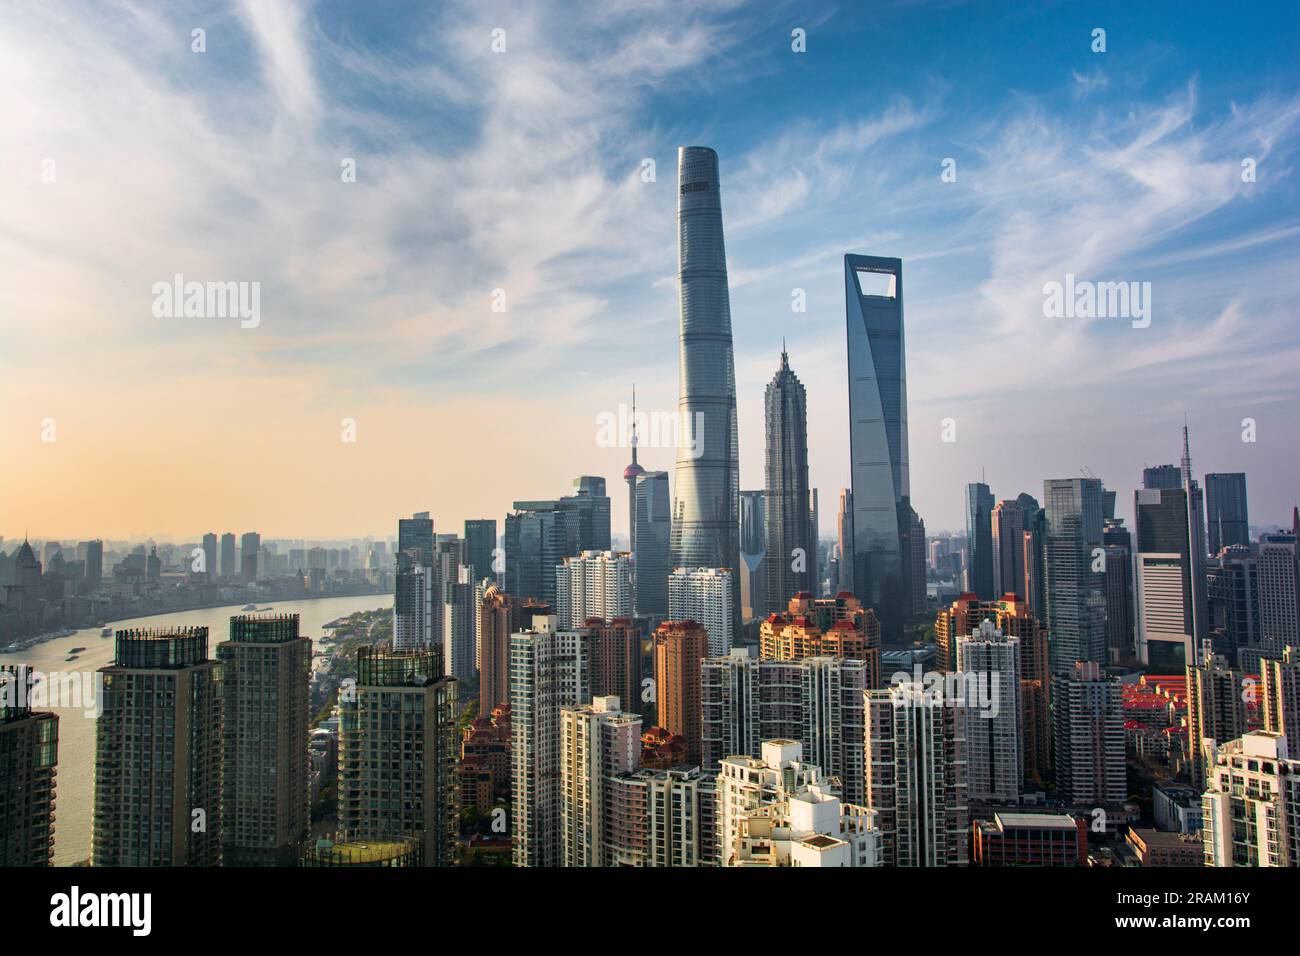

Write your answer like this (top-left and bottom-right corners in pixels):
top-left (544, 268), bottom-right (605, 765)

top-left (2, 0), bottom-right (1298, 540)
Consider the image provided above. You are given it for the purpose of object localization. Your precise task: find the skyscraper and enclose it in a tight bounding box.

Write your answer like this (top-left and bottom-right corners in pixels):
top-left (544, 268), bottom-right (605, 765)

top-left (654, 620), bottom-right (708, 766)
top-left (845, 254), bottom-right (910, 641)
top-left (836, 488), bottom-right (854, 595)
top-left (1103, 518), bottom-right (1135, 663)
top-left (1180, 427), bottom-right (1210, 663)
top-left (504, 504), bottom-right (575, 606)
top-left (1262, 646), bottom-right (1300, 758)
top-left (667, 567), bottom-right (734, 657)
top-left (1043, 477), bottom-right (1106, 670)
top-left (443, 566), bottom-right (477, 682)
top-left (739, 489), bottom-right (766, 622)
top-left (338, 647), bottom-right (458, 866)
top-left (1185, 654), bottom-right (1247, 788)
top-left (394, 550), bottom-right (436, 652)
top-left (991, 499), bottom-right (1026, 600)
top-left (1143, 464), bottom-right (1182, 490)
top-left (1205, 473), bottom-right (1249, 555)
top-left (555, 550), bottom-right (632, 629)
top-left (1258, 532), bottom-right (1299, 658)
top-left (201, 532), bottom-right (217, 581)
top-left (560, 695), bottom-right (642, 867)
top-left (1203, 732), bottom-right (1300, 867)
top-left (1051, 661), bottom-right (1125, 809)
top-left (633, 471), bottom-right (671, 618)
top-left (398, 512), bottom-right (435, 566)
top-left (511, 615), bottom-right (591, 867)
top-left (965, 483), bottom-right (995, 599)
top-left (240, 531), bottom-right (260, 582)
top-left (701, 652), bottom-right (869, 804)
top-left (957, 621), bottom-right (1023, 804)
top-left (94, 627), bottom-right (223, 866)
top-left (478, 585), bottom-right (523, 713)
top-left (764, 347), bottom-right (814, 611)
top-left (0, 666), bottom-right (57, 866)
top-left (464, 518), bottom-right (497, 584)
top-left (220, 532), bottom-right (236, 579)
top-left (865, 681), bottom-right (968, 866)
top-left (670, 146), bottom-right (740, 625)
top-left (216, 614), bottom-right (311, 866)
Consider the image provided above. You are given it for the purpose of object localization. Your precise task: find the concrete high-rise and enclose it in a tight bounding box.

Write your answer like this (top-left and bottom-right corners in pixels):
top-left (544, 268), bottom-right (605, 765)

top-left (1262, 646), bottom-right (1300, 758)
top-left (668, 567), bottom-right (734, 656)
top-left (510, 614), bottom-right (591, 867)
top-left (764, 348), bottom-right (814, 611)
top-left (477, 585), bottom-right (523, 713)
top-left (240, 531), bottom-right (260, 582)
top-left (1205, 473), bottom-right (1249, 555)
top-left (217, 614), bottom-right (311, 866)
top-left (1051, 661), bottom-right (1125, 810)
top-left (701, 651), bottom-right (869, 804)
top-left (654, 620), bottom-right (708, 765)
top-left (220, 532), bottom-right (236, 579)
top-left (1203, 732), bottom-right (1300, 867)
top-left (1185, 654), bottom-right (1247, 788)
top-left (670, 146), bottom-right (740, 626)
top-left (1258, 532), bottom-right (1299, 658)
top-left (0, 666), bottom-right (57, 866)
top-left (94, 627), bottom-right (223, 866)
top-left (957, 621), bottom-right (1023, 804)
top-left (845, 255), bottom-right (910, 641)
top-left (555, 550), bottom-right (632, 629)
top-left (443, 565), bottom-right (477, 682)
top-left (338, 647), bottom-right (458, 866)
top-left (394, 550), bottom-right (436, 653)
top-left (865, 681), bottom-right (968, 866)
top-left (201, 532), bottom-right (217, 581)
top-left (560, 695), bottom-right (642, 867)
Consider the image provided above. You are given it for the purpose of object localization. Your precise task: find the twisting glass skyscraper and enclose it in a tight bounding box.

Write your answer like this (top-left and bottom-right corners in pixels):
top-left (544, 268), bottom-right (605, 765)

top-left (845, 255), bottom-right (910, 641)
top-left (670, 146), bottom-right (740, 613)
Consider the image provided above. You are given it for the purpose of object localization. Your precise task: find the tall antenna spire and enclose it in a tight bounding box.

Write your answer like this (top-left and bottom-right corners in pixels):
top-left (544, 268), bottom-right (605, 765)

top-left (630, 383), bottom-right (639, 462)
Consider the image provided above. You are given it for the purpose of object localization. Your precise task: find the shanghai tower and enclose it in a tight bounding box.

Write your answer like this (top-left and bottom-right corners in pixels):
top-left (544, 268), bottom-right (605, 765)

top-left (670, 146), bottom-right (740, 618)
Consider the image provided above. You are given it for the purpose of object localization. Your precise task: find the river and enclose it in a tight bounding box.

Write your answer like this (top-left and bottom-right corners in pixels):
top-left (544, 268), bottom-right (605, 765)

top-left (3, 594), bottom-right (390, 866)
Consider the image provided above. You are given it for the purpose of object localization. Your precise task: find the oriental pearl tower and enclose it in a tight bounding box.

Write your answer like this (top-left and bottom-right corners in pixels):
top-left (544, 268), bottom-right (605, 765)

top-left (624, 386), bottom-right (646, 554)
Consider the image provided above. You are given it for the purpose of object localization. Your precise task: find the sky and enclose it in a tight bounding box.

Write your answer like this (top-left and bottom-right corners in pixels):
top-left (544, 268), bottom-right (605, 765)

top-left (2, 0), bottom-right (1298, 543)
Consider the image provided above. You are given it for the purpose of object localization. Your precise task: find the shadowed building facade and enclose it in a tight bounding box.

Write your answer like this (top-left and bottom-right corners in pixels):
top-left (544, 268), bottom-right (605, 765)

top-left (845, 255), bottom-right (911, 641)
top-left (217, 613), bottom-right (311, 866)
top-left (0, 666), bottom-right (57, 866)
top-left (94, 627), bottom-right (223, 867)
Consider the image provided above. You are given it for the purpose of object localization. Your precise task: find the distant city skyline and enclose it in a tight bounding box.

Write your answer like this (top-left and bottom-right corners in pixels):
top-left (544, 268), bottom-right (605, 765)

top-left (3, 1), bottom-right (1299, 542)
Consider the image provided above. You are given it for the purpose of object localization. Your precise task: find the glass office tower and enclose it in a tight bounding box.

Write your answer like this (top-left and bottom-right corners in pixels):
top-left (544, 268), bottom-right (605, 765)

top-left (669, 146), bottom-right (740, 616)
top-left (845, 254), bottom-right (910, 641)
